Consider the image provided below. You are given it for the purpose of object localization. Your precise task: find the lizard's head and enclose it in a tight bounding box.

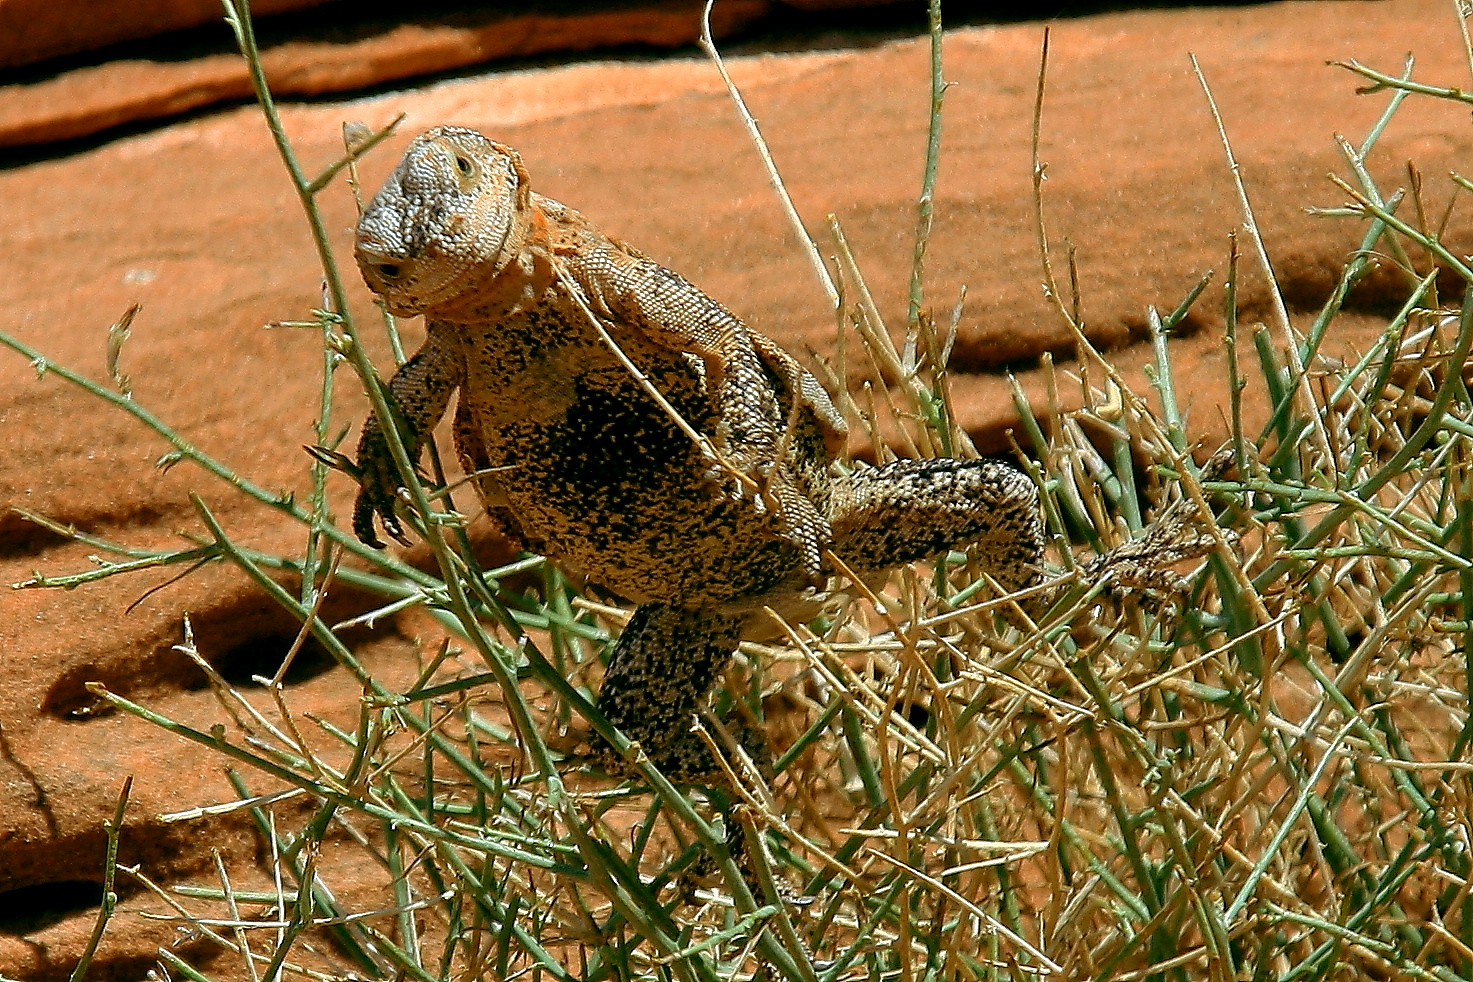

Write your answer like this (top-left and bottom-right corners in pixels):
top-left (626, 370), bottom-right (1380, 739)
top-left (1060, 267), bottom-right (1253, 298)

top-left (355, 126), bottom-right (532, 316)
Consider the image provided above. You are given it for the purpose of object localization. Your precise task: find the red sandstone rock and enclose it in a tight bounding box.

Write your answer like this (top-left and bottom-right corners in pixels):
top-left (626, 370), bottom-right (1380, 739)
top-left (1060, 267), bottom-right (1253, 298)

top-left (0, 1), bottom-right (1467, 975)
top-left (0, 0), bottom-right (905, 73)
top-left (0, 2), bottom-right (771, 148)
top-left (0, 0), bottom-right (316, 68)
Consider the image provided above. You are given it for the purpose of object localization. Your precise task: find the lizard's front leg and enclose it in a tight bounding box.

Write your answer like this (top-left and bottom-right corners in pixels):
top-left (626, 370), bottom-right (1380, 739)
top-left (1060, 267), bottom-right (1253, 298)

top-left (353, 322), bottom-right (464, 547)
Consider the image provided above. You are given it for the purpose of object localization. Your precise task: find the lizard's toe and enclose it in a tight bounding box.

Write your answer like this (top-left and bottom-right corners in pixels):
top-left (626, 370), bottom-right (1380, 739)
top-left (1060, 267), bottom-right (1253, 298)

top-left (352, 489), bottom-right (390, 548)
top-left (352, 476), bottom-right (416, 548)
top-left (352, 501), bottom-right (385, 549)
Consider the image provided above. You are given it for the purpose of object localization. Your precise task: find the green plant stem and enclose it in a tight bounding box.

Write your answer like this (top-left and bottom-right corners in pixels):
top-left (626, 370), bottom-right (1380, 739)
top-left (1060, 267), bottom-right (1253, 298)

top-left (68, 777), bottom-right (131, 982)
top-left (906, 0), bottom-right (947, 334)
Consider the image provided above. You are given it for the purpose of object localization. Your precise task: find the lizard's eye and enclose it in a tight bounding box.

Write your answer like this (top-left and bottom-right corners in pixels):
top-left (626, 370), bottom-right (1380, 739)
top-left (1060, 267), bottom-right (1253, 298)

top-left (452, 153), bottom-right (476, 178)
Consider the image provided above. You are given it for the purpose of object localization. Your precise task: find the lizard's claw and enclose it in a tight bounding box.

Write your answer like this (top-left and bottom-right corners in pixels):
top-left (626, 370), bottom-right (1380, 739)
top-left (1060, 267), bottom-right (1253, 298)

top-left (303, 444), bottom-right (358, 477)
top-left (304, 442), bottom-right (406, 548)
top-left (348, 428), bottom-right (417, 549)
top-left (699, 452), bottom-right (775, 510)
top-left (353, 485), bottom-right (410, 549)
top-left (1077, 521), bottom-right (1229, 621)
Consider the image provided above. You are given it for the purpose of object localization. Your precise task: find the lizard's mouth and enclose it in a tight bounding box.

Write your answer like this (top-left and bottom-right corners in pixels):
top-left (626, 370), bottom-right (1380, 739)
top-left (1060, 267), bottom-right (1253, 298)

top-left (354, 242), bottom-right (429, 315)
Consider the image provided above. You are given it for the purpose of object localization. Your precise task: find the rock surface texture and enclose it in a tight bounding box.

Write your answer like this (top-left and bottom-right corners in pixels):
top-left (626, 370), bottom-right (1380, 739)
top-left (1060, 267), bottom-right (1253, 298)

top-left (0, 1), bottom-right (773, 148)
top-left (0, 0), bottom-right (1469, 976)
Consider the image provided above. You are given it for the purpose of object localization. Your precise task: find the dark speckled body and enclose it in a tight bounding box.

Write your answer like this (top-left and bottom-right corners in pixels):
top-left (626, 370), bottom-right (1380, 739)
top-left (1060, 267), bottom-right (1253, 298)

top-left (351, 126), bottom-right (1045, 787)
top-left (450, 263), bottom-right (817, 607)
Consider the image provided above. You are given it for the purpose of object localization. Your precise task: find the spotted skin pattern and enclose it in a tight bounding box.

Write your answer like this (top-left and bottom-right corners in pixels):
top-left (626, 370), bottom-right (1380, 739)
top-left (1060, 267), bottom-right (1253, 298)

top-left (351, 126), bottom-right (1046, 790)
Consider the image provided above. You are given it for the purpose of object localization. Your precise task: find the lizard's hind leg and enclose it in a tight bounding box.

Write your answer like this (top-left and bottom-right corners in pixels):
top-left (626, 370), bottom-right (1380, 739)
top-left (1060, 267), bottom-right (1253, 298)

top-left (593, 604), bottom-right (760, 785)
top-left (829, 458), bottom-right (1046, 593)
top-left (592, 604), bottom-right (775, 893)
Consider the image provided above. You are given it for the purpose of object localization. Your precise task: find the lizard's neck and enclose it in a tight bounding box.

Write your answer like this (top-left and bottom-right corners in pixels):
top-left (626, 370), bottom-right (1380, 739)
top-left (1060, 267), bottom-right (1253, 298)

top-left (426, 203), bottom-right (552, 323)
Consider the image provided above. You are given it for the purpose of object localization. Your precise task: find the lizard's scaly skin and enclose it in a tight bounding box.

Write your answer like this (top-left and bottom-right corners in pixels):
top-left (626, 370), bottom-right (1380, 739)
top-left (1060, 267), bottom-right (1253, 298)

top-left (352, 125), bottom-right (1045, 788)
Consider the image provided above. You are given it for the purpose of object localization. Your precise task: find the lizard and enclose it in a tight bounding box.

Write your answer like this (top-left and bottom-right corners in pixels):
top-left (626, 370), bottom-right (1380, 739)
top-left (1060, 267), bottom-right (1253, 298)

top-left (348, 124), bottom-right (1047, 863)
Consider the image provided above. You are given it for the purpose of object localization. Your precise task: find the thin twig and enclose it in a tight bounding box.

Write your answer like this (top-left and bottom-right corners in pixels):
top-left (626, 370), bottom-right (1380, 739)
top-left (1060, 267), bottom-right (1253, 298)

top-left (699, 0), bottom-right (837, 307)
